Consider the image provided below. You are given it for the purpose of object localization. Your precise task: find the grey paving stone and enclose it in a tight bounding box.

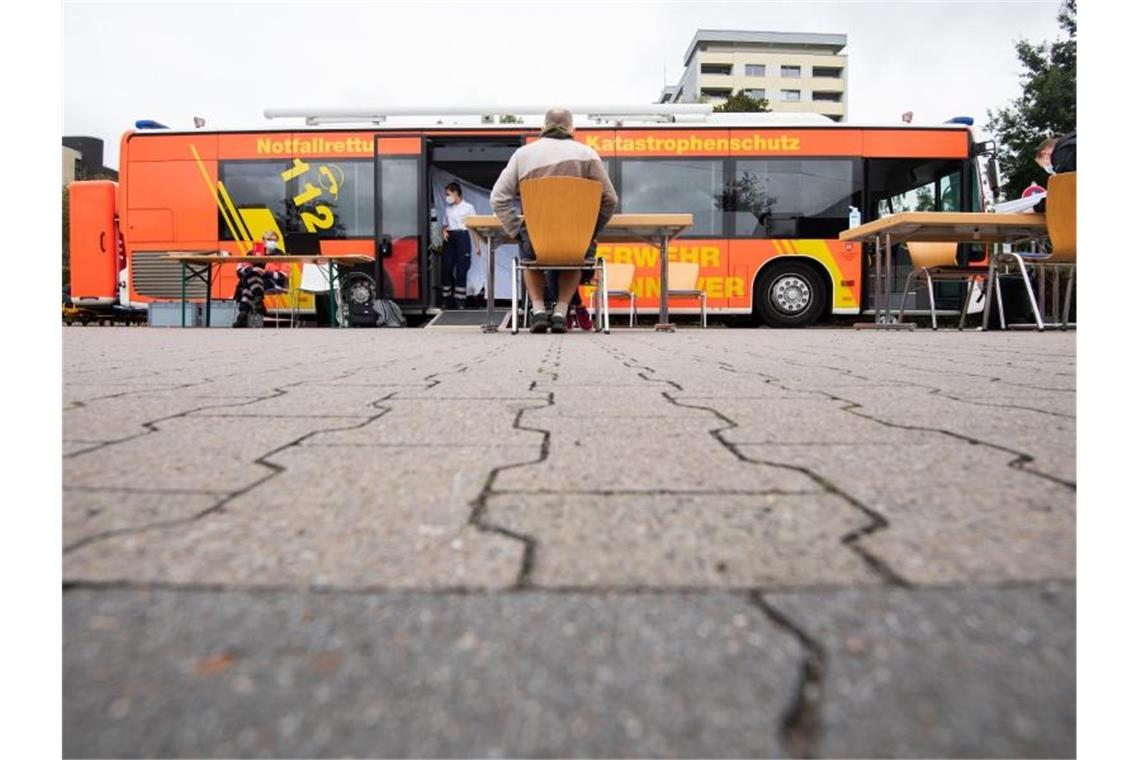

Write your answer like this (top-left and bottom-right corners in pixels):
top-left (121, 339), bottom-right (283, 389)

top-left (486, 492), bottom-right (879, 588)
top-left (63, 588), bottom-right (801, 758)
top-left (496, 431), bottom-right (820, 493)
top-left (64, 446), bottom-right (538, 589)
top-left (828, 386), bottom-right (1076, 483)
top-left (63, 416), bottom-right (353, 492)
top-left (737, 443), bottom-right (1075, 584)
top-left (188, 384), bottom-right (398, 418)
top-left (764, 584), bottom-right (1075, 758)
top-left (710, 397), bottom-right (933, 445)
top-left (65, 392), bottom-right (266, 441)
top-left (64, 489), bottom-right (221, 549)
top-left (303, 399), bottom-right (548, 447)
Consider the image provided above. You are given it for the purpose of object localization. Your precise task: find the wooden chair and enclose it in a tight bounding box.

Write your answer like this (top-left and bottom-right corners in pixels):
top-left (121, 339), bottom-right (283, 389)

top-left (510, 177), bottom-right (610, 333)
top-left (666, 261), bottom-right (707, 328)
top-left (987, 171), bottom-right (1076, 330)
top-left (598, 262), bottom-right (636, 327)
top-left (895, 242), bottom-right (990, 330)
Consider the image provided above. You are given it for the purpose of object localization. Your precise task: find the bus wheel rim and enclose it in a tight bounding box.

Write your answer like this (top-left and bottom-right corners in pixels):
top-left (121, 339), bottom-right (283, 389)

top-left (770, 275), bottom-right (811, 314)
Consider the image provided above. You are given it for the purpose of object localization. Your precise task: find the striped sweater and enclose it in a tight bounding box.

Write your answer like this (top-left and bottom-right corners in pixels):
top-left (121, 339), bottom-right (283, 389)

top-left (490, 135), bottom-right (619, 238)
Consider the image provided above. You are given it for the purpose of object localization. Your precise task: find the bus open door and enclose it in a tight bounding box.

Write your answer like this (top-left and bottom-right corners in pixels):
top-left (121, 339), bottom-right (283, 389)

top-left (68, 180), bottom-right (120, 308)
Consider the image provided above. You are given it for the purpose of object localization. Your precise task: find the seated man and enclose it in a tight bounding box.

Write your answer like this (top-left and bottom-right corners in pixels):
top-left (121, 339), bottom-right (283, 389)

top-left (490, 107), bottom-right (618, 333)
top-left (232, 230), bottom-right (289, 328)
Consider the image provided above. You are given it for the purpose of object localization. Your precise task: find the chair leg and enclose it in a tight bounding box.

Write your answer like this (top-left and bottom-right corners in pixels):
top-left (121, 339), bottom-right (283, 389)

top-left (897, 269), bottom-right (917, 325)
top-left (510, 259), bottom-right (518, 334)
top-left (1062, 267), bottom-right (1075, 329)
top-left (1052, 265), bottom-right (1061, 325)
top-left (701, 292), bottom-right (707, 328)
top-left (958, 277), bottom-right (974, 331)
top-left (982, 259), bottom-right (996, 331)
top-left (630, 293), bottom-right (636, 328)
top-left (994, 262), bottom-right (1007, 329)
top-left (1012, 255), bottom-right (1045, 330)
top-left (601, 260), bottom-right (610, 334)
top-left (925, 272), bottom-right (938, 331)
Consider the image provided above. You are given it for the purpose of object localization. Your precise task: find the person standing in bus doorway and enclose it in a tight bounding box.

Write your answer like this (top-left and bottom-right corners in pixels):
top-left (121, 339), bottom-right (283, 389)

top-left (441, 182), bottom-right (478, 309)
top-left (232, 230), bottom-right (288, 328)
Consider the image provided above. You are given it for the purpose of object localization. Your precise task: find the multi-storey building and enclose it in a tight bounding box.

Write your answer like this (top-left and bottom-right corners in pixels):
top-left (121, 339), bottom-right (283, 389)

top-left (658, 30), bottom-right (848, 122)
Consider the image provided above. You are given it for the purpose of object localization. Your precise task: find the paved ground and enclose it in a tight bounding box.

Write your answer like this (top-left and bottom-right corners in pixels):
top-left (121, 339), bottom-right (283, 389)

top-left (62, 327), bottom-right (1076, 758)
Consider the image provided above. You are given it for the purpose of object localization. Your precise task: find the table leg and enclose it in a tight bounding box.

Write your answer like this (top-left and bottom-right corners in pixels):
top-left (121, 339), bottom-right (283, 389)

top-left (482, 239), bottom-right (498, 333)
top-left (328, 262), bottom-right (336, 329)
top-left (204, 264), bottom-right (213, 327)
top-left (180, 262), bottom-right (187, 328)
top-left (654, 234), bottom-right (674, 332)
top-left (854, 232), bottom-right (915, 330)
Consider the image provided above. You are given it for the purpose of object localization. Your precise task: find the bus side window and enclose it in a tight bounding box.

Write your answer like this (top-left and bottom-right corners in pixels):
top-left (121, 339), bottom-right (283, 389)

top-left (619, 159), bottom-right (725, 237)
top-left (218, 161), bottom-right (291, 240)
top-left (727, 158), bottom-right (861, 239)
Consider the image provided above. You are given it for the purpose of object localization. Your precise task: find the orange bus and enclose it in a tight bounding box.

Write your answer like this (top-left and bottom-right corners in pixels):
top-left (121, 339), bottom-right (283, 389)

top-left (67, 109), bottom-right (998, 327)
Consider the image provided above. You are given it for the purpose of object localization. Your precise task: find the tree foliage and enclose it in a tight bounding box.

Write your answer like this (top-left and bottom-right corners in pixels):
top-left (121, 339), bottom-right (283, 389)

top-left (713, 90), bottom-right (771, 113)
top-left (985, 0), bottom-right (1076, 200)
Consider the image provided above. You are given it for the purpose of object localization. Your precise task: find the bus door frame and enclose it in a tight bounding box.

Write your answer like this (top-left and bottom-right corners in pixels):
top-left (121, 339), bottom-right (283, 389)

top-left (374, 133), bottom-right (429, 308)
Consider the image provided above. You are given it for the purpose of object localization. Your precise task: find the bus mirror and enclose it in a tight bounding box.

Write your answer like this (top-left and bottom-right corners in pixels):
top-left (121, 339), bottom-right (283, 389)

top-left (379, 235), bottom-right (393, 258)
top-left (986, 158), bottom-right (1001, 201)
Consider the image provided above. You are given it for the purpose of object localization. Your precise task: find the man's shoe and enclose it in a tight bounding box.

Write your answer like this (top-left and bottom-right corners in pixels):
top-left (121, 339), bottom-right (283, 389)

top-left (530, 311), bottom-right (550, 333)
top-left (550, 311), bottom-right (567, 334)
top-left (232, 312), bottom-right (249, 328)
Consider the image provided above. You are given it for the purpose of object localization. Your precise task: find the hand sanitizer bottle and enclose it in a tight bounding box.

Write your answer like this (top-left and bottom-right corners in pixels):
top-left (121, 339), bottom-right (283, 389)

top-left (849, 206), bottom-right (862, 229)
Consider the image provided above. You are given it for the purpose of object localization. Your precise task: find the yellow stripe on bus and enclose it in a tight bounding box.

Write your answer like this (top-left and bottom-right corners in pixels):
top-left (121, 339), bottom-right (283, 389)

top-left (189, 145), bottom-right (249, 254)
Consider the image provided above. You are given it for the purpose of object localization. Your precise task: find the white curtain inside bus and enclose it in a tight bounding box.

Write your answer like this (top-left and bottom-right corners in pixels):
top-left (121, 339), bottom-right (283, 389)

top-left (429, 167), bottom-right (517, 300)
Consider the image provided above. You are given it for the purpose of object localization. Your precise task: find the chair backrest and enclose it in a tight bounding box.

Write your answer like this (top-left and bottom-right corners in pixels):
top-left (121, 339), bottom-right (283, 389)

top-left (299, 263), bottom-right (330, 292)
top-left (519, 177), bottom-right (602, 265)
top-left (668, 261), bottom-right (700, 291)
top-left (1046, 171), bottom-right (1076, 263)
top-left (906, 242), bottom-right (959, 269)
top-left (605, 262), bottom-right (636, 291)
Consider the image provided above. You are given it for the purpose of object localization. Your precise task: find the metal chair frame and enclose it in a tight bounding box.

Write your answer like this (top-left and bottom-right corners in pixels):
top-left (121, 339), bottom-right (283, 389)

top-left (511, 258), bottom-right (610, 334)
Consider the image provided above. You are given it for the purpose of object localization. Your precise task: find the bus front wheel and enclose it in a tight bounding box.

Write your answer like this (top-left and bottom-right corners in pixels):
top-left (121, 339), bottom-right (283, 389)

top-left (754, 261), bottom-right (827, 328)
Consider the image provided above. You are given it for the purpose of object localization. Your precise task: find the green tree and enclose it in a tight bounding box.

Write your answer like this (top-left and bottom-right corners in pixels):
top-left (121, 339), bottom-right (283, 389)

top-left (713, 89), bottom-right (771, 113)
top-left (985, 0), bottom-right (1076, 200)
top-left (499, 114), bottom-right (522, 124)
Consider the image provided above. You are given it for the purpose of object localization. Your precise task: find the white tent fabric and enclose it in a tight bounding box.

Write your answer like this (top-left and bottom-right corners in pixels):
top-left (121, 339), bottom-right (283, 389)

top-left (429, 167), bottom-right (518, 300)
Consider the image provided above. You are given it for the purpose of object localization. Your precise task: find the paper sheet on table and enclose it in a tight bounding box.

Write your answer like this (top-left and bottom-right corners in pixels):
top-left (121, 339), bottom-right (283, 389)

top-left (993, 192), bottom-right (1047, 213)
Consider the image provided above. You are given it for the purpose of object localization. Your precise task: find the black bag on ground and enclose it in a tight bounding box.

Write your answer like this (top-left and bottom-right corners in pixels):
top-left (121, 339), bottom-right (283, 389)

top-left (986, 273), bottom-right (1039, 328)
top-left (373, 299), bottom-right (406, 328)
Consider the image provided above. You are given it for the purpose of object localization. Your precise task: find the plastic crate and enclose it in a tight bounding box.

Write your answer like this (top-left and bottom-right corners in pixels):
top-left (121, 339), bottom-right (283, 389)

top-left (147, 301), bottom-right (200, 327)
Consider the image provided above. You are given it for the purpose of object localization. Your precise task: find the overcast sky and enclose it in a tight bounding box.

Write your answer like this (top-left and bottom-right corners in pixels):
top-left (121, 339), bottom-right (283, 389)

top-left (64, 0), bottom-right (1067, 166)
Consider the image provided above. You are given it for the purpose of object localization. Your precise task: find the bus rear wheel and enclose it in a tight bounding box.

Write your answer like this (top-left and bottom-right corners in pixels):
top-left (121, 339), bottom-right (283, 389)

top-left (754, 261), bottom-right (827, 328)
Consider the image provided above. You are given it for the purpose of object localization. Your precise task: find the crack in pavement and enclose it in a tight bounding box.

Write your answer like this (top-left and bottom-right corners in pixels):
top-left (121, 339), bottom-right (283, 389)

top-left (637, 340), bottom-right (1075, 492)
top-left (596, 341), bottom-right (909, 587)
top-left (466, 342), bottom-right (559, 588)
top-left (751, 591), bottom-right (826, 759)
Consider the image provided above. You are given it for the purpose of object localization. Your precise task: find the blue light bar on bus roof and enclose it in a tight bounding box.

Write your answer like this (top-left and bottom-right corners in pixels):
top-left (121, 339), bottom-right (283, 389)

top-left (945, 116), bottom-right (974, 126)
top-left (134, 120), bottom-right (169, 129)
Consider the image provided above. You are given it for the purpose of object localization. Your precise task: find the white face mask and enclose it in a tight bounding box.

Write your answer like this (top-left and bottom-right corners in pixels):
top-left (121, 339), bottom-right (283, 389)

top-left (265, 240), bottom-right (278, 250)
top-left (446, 195), bottom-right (457, 205)
top-left (1042, 163), bottom-right (1056, 175)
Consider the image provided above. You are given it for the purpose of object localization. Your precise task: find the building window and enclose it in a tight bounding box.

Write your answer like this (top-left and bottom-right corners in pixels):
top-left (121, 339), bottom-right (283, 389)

top-left (700, 63), bottom-right (733, 76)
top-left (813, 66), bottom-right (843, 78)
top-left (813, 91), bottom-right (843, 102)
top-left (621, 159), bottom-right (725, 237)
top-left (700, 88), bottom-right (733, 100)
top-left (745, 64), bottom-right (765, 77)
top-left (781, 90), bottom-right (801, 102)
top-left (727, 159), bottom-right (862, 239)
top-left (780, 65), bottom-right (801, 78)
top-left (746, 89), bottom-right (766, 100)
